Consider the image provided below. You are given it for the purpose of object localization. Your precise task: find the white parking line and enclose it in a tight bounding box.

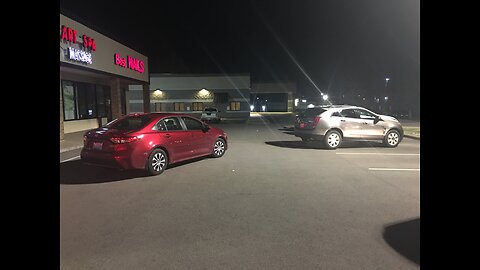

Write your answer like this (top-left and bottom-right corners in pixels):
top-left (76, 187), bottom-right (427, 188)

top-left (369, 168), bottom-right (420, 171)
top-left (61, 155), bottom-right (80, 163)
top-left (337, 153), bottom-right (420, 156)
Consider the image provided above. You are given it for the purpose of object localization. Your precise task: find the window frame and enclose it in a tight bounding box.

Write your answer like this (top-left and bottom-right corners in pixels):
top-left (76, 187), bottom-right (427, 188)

top-left (192, 102), bottom-right (204, 111)
top-left (181, 116), bottom-right (204, 131)
top-left (229, 101), bottom-right (241, 111)
top-left (160, 117), bottom-right (184, 131)
top-left (61, 80), bottom-right (111, 121)
top-left (340, 109), bottom-right (359, 119)
top-left (174, 102), bottom-right (185, 112)
top-left (355, 109), bottom-right (377, 120)
top-left (62, 80), bottom-right (78, 121)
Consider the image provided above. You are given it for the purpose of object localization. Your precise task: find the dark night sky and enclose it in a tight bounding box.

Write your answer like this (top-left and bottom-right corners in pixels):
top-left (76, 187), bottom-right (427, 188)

top-left (60, 0), bottom-right (419, 110)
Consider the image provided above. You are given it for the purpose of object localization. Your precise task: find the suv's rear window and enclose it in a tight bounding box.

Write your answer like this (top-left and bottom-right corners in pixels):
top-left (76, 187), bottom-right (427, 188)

top-left (107, 116), bottom-right (152, 131)
top-left (304, 108), bottom-right (326, 117)
top-left (204, 108), bottom-right (217, 112)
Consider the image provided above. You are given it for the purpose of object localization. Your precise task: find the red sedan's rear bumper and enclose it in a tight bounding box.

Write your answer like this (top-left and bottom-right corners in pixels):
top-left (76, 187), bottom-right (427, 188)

top-left (80, 149), bottom-right (133, 170)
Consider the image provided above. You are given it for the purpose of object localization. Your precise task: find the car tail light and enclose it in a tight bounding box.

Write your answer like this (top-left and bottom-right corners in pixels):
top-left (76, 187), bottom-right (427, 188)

top-left (110, 136), bottom-right (140, 144)
top-left (312, 116), bottom-right (321, 128)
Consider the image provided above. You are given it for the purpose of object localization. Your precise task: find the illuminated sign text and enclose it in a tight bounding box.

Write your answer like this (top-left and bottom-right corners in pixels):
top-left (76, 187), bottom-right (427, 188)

top-left (115, 53), bottom-right (126, 67)
top-left (61, 26), bottom-right (77, 43)
top-left (114, 53), bottom-right (144, 73)
top-left (68, 47), bottom-right (92, 64)
top-left (61, 25), bottom-right (96, 51)
top-left (82, 35), bottom-right (96, 51)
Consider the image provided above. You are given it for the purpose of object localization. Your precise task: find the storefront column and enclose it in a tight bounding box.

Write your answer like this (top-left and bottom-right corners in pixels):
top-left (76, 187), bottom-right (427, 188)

top-left (60, 80), bottom-right (65, 141)
top-left (143, 84), bottom-right (151, 113)
top-left (110, 78), bottom-right (123, 119)
top-left (287, 92), bottom-right (294, 112)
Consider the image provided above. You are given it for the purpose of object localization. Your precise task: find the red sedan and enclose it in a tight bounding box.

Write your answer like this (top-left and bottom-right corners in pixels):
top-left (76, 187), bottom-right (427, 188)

top-left (81, 113), bottom-right (228, 175)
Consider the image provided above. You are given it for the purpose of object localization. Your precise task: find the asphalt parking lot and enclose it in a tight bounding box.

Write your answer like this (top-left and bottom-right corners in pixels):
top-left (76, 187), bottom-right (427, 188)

top-left (60, 115), bottom-right (420, 270)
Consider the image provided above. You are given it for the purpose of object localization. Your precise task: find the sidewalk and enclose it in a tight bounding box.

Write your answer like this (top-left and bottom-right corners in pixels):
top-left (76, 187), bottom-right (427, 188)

top-left (400, 120), bottom-right (420, 140)
top-left (60, 131), bottom-right (85, 153)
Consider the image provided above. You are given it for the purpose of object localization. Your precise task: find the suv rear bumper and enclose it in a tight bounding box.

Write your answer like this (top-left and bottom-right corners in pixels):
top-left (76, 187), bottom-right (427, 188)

top-left (293, 128), bottom-right (324, 140)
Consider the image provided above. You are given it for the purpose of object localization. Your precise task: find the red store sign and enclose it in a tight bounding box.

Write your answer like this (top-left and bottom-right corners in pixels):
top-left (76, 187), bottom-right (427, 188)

top-left (60, 25), bottom-right (96, 51)
top-left (114, 53), bottom-right (145, 73)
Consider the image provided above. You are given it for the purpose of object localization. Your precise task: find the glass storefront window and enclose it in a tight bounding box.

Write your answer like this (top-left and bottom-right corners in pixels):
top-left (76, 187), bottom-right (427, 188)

top-left (192, 102), bottom-right (203, 111)
top-left (96, 85), bottom-right (106, 117)
top-left (77, 82), bottom-right (96, 119)
top-left (230, 101), bottom-right (241, 111)
top-left (62, 81), bottom-right (76, 120)
top-left (62, 80), bottom-right (111, 121)
top-left (174, 103), bottom-right (185, 111)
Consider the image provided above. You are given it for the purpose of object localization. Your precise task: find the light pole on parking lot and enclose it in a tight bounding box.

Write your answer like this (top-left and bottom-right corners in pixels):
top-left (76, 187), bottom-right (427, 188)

top-left (383, 77), bottom-right (390, 113)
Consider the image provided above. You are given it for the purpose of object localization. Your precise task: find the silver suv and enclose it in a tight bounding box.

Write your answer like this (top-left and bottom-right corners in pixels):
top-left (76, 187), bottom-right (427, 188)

top-left (201, 107), bottom-right (221, 123)
top-left (294, 105), bottom-right (403, 149)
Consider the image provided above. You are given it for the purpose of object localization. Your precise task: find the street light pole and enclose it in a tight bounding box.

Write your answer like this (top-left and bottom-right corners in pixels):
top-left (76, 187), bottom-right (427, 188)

top-left (383, 77), bottom-right (390, 113)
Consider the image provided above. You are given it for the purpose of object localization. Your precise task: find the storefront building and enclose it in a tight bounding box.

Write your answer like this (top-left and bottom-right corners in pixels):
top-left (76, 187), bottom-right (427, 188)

top-left (128, 74), bottom-right (251, 121)
top-left (60, 13), bottom-right (149, 140)
top-left (250, 82), bottom-right (296, 112)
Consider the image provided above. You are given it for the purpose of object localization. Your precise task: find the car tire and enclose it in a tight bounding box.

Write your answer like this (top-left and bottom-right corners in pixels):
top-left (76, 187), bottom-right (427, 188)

top-left (383, 129), bottom-right (401, 147)
top-left (146, 148), bottom-right (168, 176)
top-left (324, 130), bottom-right (342, 150)
top-left (212, 138), bottom-right (226, 158)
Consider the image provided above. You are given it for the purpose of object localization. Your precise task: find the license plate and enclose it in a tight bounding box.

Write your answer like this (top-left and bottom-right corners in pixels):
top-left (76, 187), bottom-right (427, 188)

top-left (93, 142), bottom-right (103, 150)
top-left (300, 123), bottom-right (305, 128)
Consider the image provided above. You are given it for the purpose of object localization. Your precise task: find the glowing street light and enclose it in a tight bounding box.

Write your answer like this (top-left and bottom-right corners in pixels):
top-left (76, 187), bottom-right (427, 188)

top-left (323, 94), bottom-right (329, 101)
top-left (381, 77), bottom-right (391, 113)
top-left (153, 89), bottom-right (163, 98)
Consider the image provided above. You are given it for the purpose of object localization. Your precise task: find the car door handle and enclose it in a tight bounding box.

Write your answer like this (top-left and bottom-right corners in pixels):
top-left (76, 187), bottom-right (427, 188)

top-left (164, 134), bottom-right (171, 138)
top-left (363, 122), bottom-right (368, 124)
top-left (340, 120), bottom-right (346, 122)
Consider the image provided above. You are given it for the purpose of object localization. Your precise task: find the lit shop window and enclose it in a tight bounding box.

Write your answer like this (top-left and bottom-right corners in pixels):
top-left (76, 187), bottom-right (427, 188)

top-left (62, 81), bottom-right (76, 120)
top-left (229, 102), bottom-right (241, 111)
top-left (61, 80), bottom-right (110, 121)
top-left (192, 102), bottom-right (204, 111)
top-left (174, 103), bottom-right (185, 112)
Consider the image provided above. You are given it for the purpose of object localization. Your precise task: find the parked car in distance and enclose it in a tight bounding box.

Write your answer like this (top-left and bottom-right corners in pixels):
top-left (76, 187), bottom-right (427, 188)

top-left (294, 105), bottom-right (403, 149)
top-left (391, 110), bottom-right (411, 119)
top-left (81, 113), bottom-right (228, 175)
top-left (201, 107), bottom-right (221, 123)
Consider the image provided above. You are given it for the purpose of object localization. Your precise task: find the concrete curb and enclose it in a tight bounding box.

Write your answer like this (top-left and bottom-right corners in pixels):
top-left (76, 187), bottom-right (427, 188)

top-left (404, 135), bottom-right (420, 140)
top-left (60, 145), bottom-right (83, 153)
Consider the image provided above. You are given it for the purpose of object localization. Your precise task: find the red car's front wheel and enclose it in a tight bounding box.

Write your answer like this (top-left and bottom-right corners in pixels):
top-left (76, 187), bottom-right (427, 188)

top-left (212, 138), bottom-right (226, 158)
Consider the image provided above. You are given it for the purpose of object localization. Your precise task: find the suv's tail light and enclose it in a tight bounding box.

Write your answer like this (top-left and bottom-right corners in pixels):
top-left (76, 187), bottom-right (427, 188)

top-left (110, 136), bottom-right (140, 144)
top-left (312, 116), bottom-right (321, 128)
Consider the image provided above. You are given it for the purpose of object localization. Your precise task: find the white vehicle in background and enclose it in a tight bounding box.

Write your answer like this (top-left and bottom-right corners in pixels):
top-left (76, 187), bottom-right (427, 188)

top-left (201, 107), bottom-right (221, 123)
top-left (294, 105), bottom-right (404, 149)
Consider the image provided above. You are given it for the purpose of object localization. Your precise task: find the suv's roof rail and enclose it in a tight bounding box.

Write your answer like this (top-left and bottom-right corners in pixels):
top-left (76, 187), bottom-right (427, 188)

top-left (315, 104), bottom-right (353, 108)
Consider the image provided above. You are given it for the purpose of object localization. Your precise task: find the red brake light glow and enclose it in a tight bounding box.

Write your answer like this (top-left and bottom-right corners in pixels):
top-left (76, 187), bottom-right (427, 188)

top-left (312, 116), bottom-right (321, 128)
top-left (110, 136), bottom-right (139, 144)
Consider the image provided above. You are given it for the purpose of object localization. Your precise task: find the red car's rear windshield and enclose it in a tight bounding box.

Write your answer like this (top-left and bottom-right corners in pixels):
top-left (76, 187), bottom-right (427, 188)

top-left (107, 115), bottom-right (153, 131)
top-left (204, 108), bottom-right (217, 112)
